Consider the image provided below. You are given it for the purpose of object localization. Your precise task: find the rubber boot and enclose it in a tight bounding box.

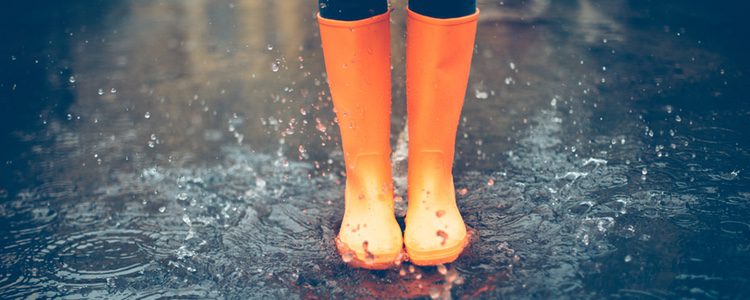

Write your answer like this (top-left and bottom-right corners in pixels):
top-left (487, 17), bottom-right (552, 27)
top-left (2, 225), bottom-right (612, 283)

top-left (318, 11), bottom-right (404, 269)
top-left (404, 8), bottom-right (479, 266)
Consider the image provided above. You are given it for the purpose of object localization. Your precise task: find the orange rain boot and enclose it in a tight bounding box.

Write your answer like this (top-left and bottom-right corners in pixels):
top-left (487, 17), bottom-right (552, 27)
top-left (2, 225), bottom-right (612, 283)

top-left (318, 11), bottom-right (404, 269)
top-left (403, 8), bottom-right (479, 266)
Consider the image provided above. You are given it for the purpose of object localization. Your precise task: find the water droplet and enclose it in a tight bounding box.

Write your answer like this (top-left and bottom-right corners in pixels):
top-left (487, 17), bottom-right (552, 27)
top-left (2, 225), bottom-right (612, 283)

top-left (97, 88), bottom-right (104, 95)
top-left (144, 112), bottom-right (151, 119)
top-left (106, 277), bottom-right (116, 289)
top-left (429, 287), bottom-right (441, 299)
top-left (624, 255), bottom-right (632, 262)
top-left (176, 193), bottom-right (188, 201)
top-left (437, 264), bottom-right (447, 275)
top-left (675, 115), bottom-right (682, 122)
top-left (509, 62), bottom-right (516, 70)
top-left (271, 61), bottom-right (280, 72)
top-left (474, 89), bottom-right (488, 99)
top-left (341, 252), bottom-right (353, 263)
top-left (68, 76), bottom-right (76, 83)
top-left (436, 230), bottom-right (449, 246)
top-left (267, 44), bottom-right (273, 51)
top-left (158, 206), bottom-right (166, 213)
top-left (315, 118), bottom-right (327, 133)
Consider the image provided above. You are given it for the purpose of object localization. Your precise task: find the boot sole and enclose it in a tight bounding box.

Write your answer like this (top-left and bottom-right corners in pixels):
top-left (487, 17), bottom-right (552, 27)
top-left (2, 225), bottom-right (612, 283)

top-left (406, 228), bottom-right (472, 266)
top-left (335, 237), bottom-right (405, 270)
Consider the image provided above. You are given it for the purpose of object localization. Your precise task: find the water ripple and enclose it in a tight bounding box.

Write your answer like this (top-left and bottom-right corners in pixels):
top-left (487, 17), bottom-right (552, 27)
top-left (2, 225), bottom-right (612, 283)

top-left (34, 229), bottom-right (156, 284)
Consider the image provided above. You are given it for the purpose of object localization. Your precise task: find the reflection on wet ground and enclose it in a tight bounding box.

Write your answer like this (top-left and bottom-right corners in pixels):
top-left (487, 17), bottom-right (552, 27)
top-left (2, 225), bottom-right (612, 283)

top-left (2, 0), bottom-right (750, 298)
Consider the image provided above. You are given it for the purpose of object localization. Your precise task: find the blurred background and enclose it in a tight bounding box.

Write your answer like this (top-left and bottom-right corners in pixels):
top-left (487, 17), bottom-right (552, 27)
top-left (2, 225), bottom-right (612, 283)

top-left (1, 0), bottom-right (749, 298)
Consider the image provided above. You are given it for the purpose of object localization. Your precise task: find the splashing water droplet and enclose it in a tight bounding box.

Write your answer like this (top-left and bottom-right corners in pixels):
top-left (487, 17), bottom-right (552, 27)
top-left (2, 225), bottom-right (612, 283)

top-left (97, 88), bottom-right (104, 95)
top-left (68, 76), bottom-right (76, 83)
top-left (176, 193), bottom-right (188, 201)
top-left (437, 264), bottom-right (447, 275)
top-left (429, 287), bottom-right (441, 299)
top-left (266, 44), bottom-right (273, 51)
top-left (474, 89), bottom-right (488, 99)
top-left (144, 112), bottom-right (151, 119)
top-left (110, 88), bottom-right (117, 94)
top-left (341, 252), bottom-right (353, 263)
top-left (315, 118), bottom-right (327, 133)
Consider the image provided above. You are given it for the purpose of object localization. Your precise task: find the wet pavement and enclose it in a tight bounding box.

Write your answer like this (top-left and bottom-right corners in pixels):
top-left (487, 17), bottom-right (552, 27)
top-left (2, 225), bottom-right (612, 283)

top-left (2, 0), bottom-right (750, 298)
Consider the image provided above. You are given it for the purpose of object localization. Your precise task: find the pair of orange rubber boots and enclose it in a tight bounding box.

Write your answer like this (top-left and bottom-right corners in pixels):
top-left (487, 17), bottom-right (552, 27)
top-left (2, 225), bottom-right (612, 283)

top-left (318, 8), bottom-right (478, 269)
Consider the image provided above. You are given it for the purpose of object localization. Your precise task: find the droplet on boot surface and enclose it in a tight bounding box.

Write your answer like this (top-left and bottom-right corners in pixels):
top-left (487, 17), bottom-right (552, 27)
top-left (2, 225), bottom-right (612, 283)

top-left (362, 241), bottom-right (375, 264)
top-left (436, 230), bottom-right (449, 246)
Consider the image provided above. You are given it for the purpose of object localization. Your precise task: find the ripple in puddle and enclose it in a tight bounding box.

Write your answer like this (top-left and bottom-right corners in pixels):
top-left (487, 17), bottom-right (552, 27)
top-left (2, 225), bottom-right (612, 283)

top-left (719, 220), bottom-right (750, 235)
top-left (34, 229), bottom-right (156, 283)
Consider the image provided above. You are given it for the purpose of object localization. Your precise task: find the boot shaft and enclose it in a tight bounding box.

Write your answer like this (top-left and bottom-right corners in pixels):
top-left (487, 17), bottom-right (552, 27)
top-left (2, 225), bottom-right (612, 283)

top-left (318, 12), bottom-right (393, 166)
top-left (406, 8), bottom-right (479, 162)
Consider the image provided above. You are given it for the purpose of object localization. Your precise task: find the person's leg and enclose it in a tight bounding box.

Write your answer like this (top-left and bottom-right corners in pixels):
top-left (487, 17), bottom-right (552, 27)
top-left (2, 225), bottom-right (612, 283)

top-left (404, 0), bottom-right (478, 266)
top-left (408, 0), bottom-right (476, 18)
top-left (317, 0), bottom-right (403, 269)
top-left (319, 0), bottom-right (388, 21)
